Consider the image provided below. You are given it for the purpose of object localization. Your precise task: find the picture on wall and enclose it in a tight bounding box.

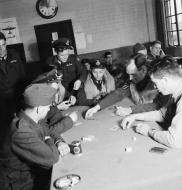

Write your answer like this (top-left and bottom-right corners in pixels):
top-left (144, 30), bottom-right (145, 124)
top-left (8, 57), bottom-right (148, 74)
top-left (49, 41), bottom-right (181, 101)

top-left (0, 17), bottom-right (21, 45)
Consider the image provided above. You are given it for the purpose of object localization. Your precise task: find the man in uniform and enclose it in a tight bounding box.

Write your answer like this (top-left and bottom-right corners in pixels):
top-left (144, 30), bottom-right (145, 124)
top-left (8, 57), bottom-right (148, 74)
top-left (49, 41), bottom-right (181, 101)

top-left (45, 37), bottom-right (87, 103)
top-left (0, 83), bottom-right (77, 190)
top-left (0, 32), bottom-right (27, 118)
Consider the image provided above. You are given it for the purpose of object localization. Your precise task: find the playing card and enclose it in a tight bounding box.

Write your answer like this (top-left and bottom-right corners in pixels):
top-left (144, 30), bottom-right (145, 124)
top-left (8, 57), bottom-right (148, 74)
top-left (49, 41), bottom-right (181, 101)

top-left (74, 122), bottom-right (83, 127)
top-left (81, 135), bottom-right (95, 142)
top-left (109, 125), bottom-right (120, 131)
top-left (86, 117), bottom-right (97, 120)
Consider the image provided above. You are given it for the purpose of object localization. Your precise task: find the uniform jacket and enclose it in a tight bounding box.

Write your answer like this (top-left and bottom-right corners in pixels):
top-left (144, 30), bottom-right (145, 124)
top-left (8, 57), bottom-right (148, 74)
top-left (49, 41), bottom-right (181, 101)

top-left (0, 50), bottom-right (26, 98)
top-left (45, 55), bottom-right (87, 96)
top-left (0, 111), bottom-right (73, 190)
top-left (0, 50), bottom-right (27, 131)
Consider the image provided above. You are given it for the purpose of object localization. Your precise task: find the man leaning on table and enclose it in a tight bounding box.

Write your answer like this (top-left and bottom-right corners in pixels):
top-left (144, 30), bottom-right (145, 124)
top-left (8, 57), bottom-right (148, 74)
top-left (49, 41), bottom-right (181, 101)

top-left (85, 54), bottom-right (168, 119)
top-left (121, 56), bottom-right (182, 148)
top-left (0, 83), bottom-right (77, 190)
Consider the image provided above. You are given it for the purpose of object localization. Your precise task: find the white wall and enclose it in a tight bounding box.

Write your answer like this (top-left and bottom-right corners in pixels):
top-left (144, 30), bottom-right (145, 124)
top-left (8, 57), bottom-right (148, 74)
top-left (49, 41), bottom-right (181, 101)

top-left (0, 0), bottom-right (156, 62)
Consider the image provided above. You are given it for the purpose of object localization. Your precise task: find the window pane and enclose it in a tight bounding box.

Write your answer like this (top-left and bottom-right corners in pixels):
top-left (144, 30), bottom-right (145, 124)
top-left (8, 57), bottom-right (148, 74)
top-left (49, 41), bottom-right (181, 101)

top-left (177, 14), bottom-right (182, 29)
top-left (179, 31), bottom-right (182, 45)
top-left (165, 0), bottom-right (175, 16)
top-left (165, 0), bottom-right (171, 16)
top-left (168, 32), bottom-right (174, 45)
top-left (173, 31), bottom-right (179, 45)
top-left (166, 16), bottom-right (176, 31)
top-left (170, 0), bottom-right (175, 15)
top-left (176, 0), bottom-right (182, 13)
top-left (168, 31), bottom-right (178, 45)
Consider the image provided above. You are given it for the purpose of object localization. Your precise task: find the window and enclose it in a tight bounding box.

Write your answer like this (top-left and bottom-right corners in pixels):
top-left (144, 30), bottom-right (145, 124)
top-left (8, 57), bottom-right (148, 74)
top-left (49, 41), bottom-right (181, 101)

top-left (163, 0), bottom-right (182, 46)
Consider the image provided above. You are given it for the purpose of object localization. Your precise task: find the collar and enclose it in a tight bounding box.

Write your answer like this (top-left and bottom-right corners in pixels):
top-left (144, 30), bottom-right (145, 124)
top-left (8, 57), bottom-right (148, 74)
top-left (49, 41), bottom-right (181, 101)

top-left (18, 110), bottom-right (38, 126)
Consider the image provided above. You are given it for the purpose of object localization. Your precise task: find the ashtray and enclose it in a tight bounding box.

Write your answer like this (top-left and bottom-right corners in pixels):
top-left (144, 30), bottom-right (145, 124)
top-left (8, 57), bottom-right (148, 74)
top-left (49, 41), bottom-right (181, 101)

top-left (54, 174), bottom-right (81, 189)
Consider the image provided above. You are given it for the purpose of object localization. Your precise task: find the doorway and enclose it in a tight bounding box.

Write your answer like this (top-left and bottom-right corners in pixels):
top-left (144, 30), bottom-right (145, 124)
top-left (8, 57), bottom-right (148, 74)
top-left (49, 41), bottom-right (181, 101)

top-left (34, 19), bottom-right (77, 68)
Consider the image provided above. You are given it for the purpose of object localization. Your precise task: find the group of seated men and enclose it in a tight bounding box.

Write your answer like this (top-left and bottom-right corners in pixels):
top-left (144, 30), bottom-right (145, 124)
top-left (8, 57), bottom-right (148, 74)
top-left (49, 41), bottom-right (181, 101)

top-left (0, 30), bottom-right (182, 190)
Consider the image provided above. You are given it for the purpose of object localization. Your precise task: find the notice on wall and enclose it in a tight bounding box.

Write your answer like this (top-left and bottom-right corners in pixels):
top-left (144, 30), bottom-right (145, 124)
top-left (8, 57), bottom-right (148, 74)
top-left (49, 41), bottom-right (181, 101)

top-left (52, 32), bottom-right (58, 41)
top-left (0, 17), bottom-right (21, 45)
top-left (75, 32), bottom-right (86, 49)
top-left (51, 32), bottom-right (58, 55)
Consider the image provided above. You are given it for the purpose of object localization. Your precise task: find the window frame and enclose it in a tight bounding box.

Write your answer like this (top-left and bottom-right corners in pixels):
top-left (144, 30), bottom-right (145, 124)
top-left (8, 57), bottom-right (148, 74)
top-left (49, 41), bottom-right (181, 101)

top-left (163, 0), bottom-right (182, 46)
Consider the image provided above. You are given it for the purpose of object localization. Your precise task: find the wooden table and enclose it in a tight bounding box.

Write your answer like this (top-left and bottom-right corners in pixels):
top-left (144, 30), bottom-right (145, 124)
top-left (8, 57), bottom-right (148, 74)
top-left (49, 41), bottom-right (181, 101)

top-left (50, 98), bottom-right (182, 190)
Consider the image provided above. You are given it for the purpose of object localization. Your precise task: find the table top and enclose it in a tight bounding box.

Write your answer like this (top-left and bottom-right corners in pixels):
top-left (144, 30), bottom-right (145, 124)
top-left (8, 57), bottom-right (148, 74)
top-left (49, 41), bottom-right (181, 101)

top-left (50, 98), bottom-right (182, 190)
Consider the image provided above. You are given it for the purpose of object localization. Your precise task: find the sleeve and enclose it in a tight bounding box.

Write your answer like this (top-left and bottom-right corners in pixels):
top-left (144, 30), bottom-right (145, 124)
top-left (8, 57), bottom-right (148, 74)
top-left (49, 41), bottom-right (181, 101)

top-left (149, 106), bottom-right (182, 148)
top-left (63, 90), bottom-right (71, 100)
top-left (46, 106), bottom-right (64, 126)
top-left (12, 127), bottom-right (59, 169)
top-left (131, 91), bottom-right (170, 114)
top-left (131, 102), bottom-right (160, 114)
top-left (76, 86), bottom-right (96, 106)
top-left (48, 116), bottom-right (73, 142)
top-left (99, 86), bottom-right (131, 109)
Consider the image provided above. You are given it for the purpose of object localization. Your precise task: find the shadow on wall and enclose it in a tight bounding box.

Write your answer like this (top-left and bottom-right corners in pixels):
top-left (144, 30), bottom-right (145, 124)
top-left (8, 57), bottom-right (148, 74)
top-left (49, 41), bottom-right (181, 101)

top-left (25, 43), bottom-right (43, 82)
top-left (28, 42), bottom-right (40, 62)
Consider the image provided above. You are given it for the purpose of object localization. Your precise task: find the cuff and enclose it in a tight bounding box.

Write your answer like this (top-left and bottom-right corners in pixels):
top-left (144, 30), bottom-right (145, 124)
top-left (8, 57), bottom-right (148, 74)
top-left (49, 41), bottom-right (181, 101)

top-left (148, 129), bottom-right (157, 137)
top-left (55, 136), bottom-right (65, 146)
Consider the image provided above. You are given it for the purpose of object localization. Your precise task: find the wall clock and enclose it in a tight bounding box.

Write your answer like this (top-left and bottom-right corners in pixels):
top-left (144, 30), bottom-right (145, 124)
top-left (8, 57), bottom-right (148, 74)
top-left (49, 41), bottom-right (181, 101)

top-left (36, 0), bottom-right (58, 19)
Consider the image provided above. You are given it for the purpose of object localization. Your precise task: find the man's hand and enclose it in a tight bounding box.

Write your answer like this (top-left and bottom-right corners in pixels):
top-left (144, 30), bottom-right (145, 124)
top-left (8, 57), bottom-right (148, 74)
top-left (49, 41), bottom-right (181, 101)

top-left (69, 95), bottom-right (76, 105)
top-left (120, 115), bottom-right (136, 129)
top-left (50, 82), bottom-right (59, 89)
top-left (73, 80), bottom-right (81, 90)
top-left (135, 122), bottom-right (151, 136)
top-left (57, 142), bottom-right (70, 156)
top-left (116, 106), bottom-right (132, 116)
top-left (69, 111), bottom-right (78, 123)
top-left (57, 100), bottom-right (71, 110)
top-left (85, 105), bottom-right (100, 119)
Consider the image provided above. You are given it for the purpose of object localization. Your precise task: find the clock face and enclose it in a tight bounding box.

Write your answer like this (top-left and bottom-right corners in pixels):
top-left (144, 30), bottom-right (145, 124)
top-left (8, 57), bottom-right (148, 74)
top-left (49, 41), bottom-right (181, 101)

top-left (36, 0), bottom-right (58, 19)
